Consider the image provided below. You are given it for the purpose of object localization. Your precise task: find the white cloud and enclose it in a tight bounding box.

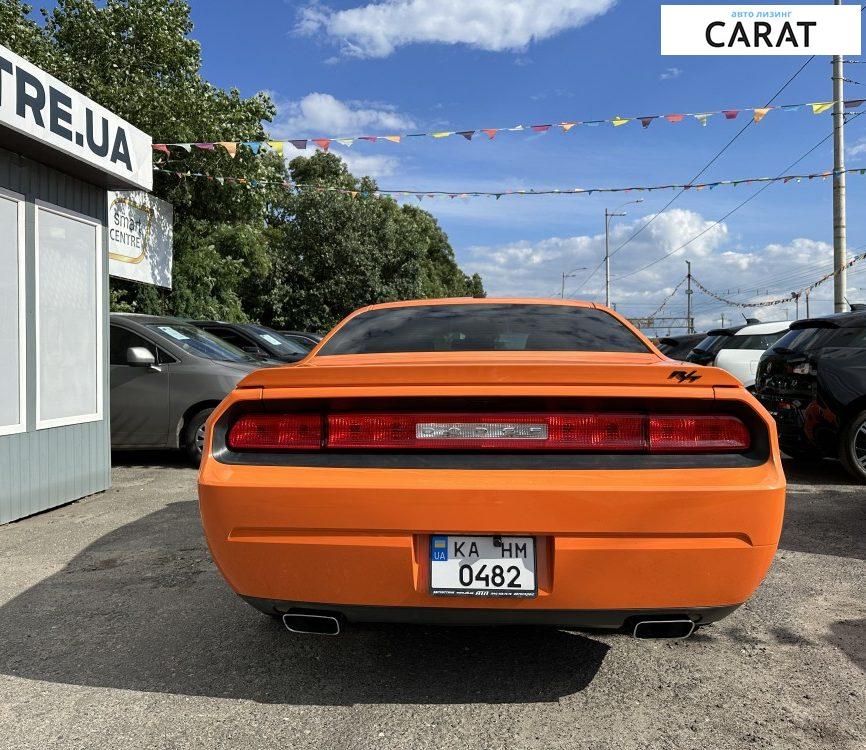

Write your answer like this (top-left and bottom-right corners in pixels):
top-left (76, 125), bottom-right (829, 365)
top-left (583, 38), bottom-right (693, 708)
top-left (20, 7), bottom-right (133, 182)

top-left (458, 209), bottom-right (845, 330)
top-left (271, 92), bottom-right (416, 137)
top-left (659, 67), bottom-right (682, 81)
top-left (337, 151), bottom-right (402, 179)
top-left (846, 136), bottom-right (866, 160)
top-left (297, 0), bottom-right (617, 58)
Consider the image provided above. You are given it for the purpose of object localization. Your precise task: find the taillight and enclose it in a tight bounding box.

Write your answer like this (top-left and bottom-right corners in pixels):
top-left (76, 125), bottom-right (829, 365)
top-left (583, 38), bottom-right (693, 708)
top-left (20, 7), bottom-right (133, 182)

top-left (327, 413), bottom-right (646, 451)
top-left (226, 414), bottom-right (322, 450)
top-left (226, 411), bottom-right (751, 453)
top-left (649, 415), bottom-right (751, 453)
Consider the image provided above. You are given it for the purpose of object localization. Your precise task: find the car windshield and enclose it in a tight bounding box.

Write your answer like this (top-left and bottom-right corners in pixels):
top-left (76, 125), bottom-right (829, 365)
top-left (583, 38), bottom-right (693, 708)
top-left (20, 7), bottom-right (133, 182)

top-left (148, 323), bottom-right (255, 363)
top-left (318, 304), bottom-right (650, 355)
top-left (245, 325), bottom-right (310, 355)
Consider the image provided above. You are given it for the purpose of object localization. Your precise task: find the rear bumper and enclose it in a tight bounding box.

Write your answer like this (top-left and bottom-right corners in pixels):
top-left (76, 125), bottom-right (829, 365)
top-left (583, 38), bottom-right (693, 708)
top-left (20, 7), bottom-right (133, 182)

top-left (198, 458), bottom-right (785, 617)
top-left (243, 597), bottom-right (740, 629)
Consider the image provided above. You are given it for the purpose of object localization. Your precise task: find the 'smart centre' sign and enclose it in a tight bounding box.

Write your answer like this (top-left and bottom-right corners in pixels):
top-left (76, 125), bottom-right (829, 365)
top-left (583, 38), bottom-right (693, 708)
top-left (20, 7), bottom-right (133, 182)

top-left (0, 43), bottom-right (151, 190)
top-left (662, 5), bottom-right (861, 56)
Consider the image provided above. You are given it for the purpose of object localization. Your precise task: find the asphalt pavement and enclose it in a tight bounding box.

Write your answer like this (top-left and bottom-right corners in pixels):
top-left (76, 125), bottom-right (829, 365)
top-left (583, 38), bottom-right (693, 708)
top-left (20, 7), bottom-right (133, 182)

top-left (0, 454), bottom-right (863, 750)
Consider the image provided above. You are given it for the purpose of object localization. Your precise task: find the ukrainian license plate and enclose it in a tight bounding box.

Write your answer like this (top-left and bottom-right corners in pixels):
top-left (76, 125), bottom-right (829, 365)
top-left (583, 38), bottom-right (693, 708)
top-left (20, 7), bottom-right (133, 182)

top-left (430, 535), bottom-right (536, 597)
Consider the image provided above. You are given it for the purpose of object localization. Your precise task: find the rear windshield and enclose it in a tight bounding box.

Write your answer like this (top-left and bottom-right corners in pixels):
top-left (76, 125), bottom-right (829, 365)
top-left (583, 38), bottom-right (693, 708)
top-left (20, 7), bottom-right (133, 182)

top-left (772, 326), bottom-right (866, 353)
top-left (691, 335), bottom-right (723, 355)
top-left (318, 304), bottom-right (650, 356)
top-left (723, 332), bottom-right (788, 351)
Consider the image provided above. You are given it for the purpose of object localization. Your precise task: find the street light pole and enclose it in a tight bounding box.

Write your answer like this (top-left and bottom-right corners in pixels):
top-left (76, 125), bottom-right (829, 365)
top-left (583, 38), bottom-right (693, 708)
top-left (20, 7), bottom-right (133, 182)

top-left (604, 199), bottom-right (643, 308)
top-left (560, 267), bottom-right (588, 298)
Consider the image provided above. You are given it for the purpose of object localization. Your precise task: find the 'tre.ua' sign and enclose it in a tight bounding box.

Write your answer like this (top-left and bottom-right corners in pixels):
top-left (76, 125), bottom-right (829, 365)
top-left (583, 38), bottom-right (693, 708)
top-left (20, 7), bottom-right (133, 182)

top-left (661, 5), bottom-right (861, 56)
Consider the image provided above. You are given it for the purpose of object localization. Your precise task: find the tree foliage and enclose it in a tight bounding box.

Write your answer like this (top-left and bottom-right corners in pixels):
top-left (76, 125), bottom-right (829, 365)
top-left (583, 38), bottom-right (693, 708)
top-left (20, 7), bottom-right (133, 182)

top-left (0, 0), bottom-right (484, 330)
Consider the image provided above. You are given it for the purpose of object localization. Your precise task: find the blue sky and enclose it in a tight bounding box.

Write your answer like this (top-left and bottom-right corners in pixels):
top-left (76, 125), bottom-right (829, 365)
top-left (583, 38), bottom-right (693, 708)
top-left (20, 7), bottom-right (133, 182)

top-left (124, 1), bottom-right (866, 326)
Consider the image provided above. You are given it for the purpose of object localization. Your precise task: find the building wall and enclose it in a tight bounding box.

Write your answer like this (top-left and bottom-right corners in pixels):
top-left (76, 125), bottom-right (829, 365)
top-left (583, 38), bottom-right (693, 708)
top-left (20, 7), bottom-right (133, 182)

top-left (0, 147), bottom-right (110, 524)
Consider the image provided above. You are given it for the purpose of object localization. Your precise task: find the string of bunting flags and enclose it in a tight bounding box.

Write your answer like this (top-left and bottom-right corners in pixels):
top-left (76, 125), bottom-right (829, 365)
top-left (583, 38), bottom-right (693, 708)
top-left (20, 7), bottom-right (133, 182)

top-left (153, 165), bottom-right (866, 200)
top-left (692, 252), bottom-right (866, 309)
top-left (151, 98), bottom-right (864, 156)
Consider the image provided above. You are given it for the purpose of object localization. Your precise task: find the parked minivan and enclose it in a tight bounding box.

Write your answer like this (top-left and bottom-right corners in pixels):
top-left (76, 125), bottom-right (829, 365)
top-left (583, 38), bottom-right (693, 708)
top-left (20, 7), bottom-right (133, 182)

top-left (110, 314), bottom-right (276, 463)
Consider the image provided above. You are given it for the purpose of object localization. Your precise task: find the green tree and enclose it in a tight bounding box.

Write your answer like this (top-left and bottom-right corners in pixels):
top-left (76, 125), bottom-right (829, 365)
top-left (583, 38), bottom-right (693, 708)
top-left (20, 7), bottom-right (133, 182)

top-left (263, 152), bottom-right (484, 332)
top-left (1, 1), bottom-right (483, 328)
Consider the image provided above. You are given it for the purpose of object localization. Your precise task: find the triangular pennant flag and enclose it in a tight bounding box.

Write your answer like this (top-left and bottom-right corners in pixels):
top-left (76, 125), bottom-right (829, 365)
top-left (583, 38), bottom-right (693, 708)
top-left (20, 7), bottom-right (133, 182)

top-left (217, 142), bottom-right (237, 157)
top-left (152, 143), bottom-right (170, 155)
top-left (508, 125), bottom-right (525, 132)
top-left (665, 114), bottom-right (685, 123)
top-left (431, 131), bottom-right (454, 139)
top-left (335, 138), bottom-right (355, 148)
top-left (457, 130), bottom-right (475, 140)
top-left (753, 108), bottom-right (770, 123)
top-left (722, 110), bottom-right (740, 120)
top-left (383, 135), bottom-right (401, 143)
top-left (695, 113), bottom-right (710, 127)
top-left (640, 117), bottom-right (655, 129)
top-left (611, 117), bottom-right (630, 127)
top-left (780, 105), bottom-right (802, 112)
top-left (289, 139), bottom-right (307, 150)
top-left (584, 121), bottom-right (602, 127)
top-left (242, 141), bottom-right (261, 154)
top-left (531, 124), bottom-right (552, 133)
top-left (312, 138), bottom-right (331, 151)
top-left (559, 122), bottom-right (577, 132)
top-left (193, 142), bottom-right (215, 150)
top-left (176, 143), bottom-right (192, 152)
top-left (349, 191), bottom-right (358, 199)
top-left (811, 102), bottom-right (833, 115)
top-left (215, 177), bottom-right (225, 185)
top-left (267, 141), bottom-right (284, 156)
top-left (482, 129), bottom-right (498, 139)
top-left (845, 99), bottom-right (865, 109)
top-left (359, 136), bottom-right (378, 143)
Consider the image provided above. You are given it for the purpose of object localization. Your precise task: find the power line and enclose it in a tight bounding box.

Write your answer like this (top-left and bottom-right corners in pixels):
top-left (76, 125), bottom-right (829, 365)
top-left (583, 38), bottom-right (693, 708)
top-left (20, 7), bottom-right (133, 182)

top-left (614, 111), bottom-right (863, 283)
top-left (573, 56), bottom-right (817, 293)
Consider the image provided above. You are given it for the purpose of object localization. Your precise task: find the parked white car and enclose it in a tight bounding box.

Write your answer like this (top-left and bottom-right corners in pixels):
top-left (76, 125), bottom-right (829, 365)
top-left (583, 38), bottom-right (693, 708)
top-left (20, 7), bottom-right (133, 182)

top-left (713, 320), bottom-right (791, 389)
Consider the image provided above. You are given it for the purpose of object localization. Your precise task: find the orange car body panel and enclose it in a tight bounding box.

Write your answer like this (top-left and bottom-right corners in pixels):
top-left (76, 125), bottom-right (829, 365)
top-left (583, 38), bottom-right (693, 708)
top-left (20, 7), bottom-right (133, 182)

top-left (198, 299), bottom-right (786, 622)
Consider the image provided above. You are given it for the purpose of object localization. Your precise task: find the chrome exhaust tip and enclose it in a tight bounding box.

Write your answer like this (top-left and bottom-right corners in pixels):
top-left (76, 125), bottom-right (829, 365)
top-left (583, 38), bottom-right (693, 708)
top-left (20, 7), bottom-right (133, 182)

top-left (632, 618), bottom-right (696, 640)
top-left (282, 613), bottom-right (342, 636)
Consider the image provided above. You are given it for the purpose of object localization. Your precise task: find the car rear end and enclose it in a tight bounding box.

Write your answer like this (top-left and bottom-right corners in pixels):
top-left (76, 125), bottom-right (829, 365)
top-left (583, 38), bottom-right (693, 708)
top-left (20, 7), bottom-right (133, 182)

top-left (199, 300), bottom-right (785, 634)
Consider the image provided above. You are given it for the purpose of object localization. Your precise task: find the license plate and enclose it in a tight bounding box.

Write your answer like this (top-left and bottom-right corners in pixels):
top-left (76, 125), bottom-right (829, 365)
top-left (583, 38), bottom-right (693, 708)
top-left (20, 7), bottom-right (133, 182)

top-left (430, 535), bottom-right (536, 597)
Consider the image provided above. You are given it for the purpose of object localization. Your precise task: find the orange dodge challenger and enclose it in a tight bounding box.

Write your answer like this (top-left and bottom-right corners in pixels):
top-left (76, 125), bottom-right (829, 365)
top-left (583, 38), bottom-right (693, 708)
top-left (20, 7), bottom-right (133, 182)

top-left (199, 299), bottom-right (785, 638)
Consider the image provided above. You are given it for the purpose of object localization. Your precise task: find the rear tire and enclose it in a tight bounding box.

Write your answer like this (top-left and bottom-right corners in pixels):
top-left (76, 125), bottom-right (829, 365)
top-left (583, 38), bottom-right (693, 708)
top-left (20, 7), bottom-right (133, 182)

top-left (182, 407), bottom-right (213, 466)
top-left (839, 410), bottom-right (866, 484)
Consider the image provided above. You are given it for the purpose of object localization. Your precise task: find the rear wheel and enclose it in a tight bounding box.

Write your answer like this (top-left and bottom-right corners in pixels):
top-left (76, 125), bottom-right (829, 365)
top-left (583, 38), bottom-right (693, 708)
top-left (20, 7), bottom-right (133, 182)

top-left (839, 410), bottom-right (866, 484)
top-left (182, 407), bottom-right (213, 466)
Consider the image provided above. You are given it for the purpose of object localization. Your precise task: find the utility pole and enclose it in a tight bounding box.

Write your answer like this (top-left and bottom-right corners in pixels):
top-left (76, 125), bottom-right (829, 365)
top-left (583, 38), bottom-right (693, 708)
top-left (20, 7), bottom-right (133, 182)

top-left (686, 261), bottom-right (694, 334)
top-left (806, 288), bottom-right (811, 318)
top-left (833, 0), bottom-right (848, 313)
top-left (793, 292), bottom-right (800, 321)
top-left (560, 267), bottom-right (588, 299)
top-left (720, 313), bottom-right (726, 328)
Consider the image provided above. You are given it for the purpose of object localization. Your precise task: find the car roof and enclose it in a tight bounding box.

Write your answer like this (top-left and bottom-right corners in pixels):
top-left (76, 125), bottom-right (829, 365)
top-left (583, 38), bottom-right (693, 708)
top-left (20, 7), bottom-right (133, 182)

top-left (111, 312), bottom-right (191, 326)
top-left (732, 321), bottom-right (790, 335)
top-left (705, 324), bottom-right (748, 336)
top-left (790, 310), bottom-right (866, 329)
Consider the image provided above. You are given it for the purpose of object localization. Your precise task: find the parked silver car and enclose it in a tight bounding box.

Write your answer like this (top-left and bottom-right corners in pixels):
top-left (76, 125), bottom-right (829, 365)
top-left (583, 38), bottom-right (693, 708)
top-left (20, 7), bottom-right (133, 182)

top-left (110, 313), bottom-right (276, 462)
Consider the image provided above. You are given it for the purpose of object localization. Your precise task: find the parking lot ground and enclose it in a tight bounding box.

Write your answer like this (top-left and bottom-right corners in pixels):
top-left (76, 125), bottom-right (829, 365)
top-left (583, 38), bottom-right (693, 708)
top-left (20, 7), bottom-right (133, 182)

top-left (0, 456), bottom-right (863, 750)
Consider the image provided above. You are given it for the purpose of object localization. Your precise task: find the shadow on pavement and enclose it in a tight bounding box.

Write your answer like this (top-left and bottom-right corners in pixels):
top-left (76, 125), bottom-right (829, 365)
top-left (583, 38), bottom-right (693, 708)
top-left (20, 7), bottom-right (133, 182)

top-left (0, 500), bottom-right (608, 705)
top-left (111, 449), bottom-right (193, 469)
top-left (778, 459), bottom-right (866, 562)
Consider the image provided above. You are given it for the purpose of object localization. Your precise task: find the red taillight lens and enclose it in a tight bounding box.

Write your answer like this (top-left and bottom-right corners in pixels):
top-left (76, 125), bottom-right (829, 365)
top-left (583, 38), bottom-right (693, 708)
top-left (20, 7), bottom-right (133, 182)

top-left (648, 415), bottom-right (751, 453)
top-left (226, 411), bottom-right (750, 453)
top-left (226, 414), bottom-right (322, 450)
